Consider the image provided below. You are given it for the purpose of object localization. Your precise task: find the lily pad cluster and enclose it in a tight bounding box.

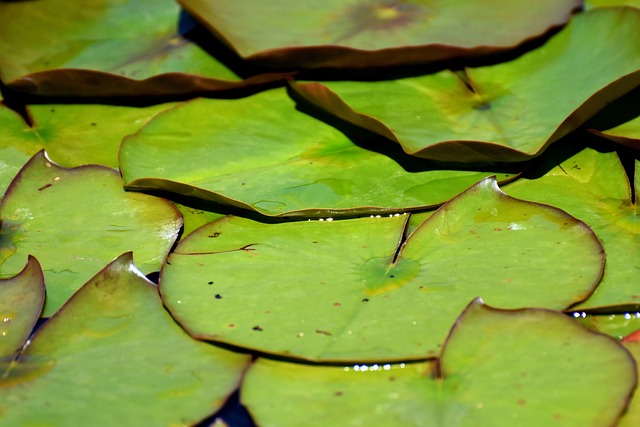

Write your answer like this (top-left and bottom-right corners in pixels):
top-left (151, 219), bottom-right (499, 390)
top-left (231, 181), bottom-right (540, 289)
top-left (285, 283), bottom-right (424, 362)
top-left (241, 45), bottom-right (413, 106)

top-left (1, 0), bottom-right (640, 426)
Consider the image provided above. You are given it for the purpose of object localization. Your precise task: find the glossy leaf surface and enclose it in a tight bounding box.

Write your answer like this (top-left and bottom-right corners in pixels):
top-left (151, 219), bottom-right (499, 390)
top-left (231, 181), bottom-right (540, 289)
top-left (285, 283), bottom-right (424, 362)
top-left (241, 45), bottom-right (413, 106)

top-left (0, 253), bottom-right (250, 426)
top-left (292, 8), bottom-right (640, 163)
top-left (0, 256), bottom-right (44, 360)
top-left (179, 0), bottom-right (579, 69)
top-left (0, 152), bottom-right (182, 316)
top-left (505, 148), bottom-right (640, 311)
top-left (242, 300), bottom-right (635, 426)
top-left (0, 0), bottom-right (279, 97)
top-left (160, 178), bottom-right (604, 361)
top-left (121, 87), bottom-right (515, 218)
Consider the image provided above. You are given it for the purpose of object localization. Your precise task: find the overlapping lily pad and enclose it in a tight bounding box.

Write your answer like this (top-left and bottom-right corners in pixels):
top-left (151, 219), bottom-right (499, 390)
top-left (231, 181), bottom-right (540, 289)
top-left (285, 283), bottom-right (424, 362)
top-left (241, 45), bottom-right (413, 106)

top-left (505, 147), bottom-right (640, 311)
top-left (160, 177), bottom-right (604, 361)
top-left (0, 256), bottom-right (44, 360)
top-left (291, 8), bottom-right (640, 163)
top-left (179, 0), bottom-right (580, 69)
top-left (0, 151), bottom-right (182, 316)
top-left (0, 0), bottom-right (282, 98)
top-left (590, 114), bottom-right (640, 150)
top-left (0, 253), bottom-right (250, 426)
top-left (120, 87), bottom-right (515, 218)
top-left (242, 300), bottom-right (635, 426)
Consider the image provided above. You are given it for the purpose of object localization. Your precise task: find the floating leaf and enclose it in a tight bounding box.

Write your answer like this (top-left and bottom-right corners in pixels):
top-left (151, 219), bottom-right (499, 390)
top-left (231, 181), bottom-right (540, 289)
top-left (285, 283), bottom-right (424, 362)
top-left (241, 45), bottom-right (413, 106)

top-left (179, 0), bottom-right (580, 69)
top-left (121, 87), bottom-right (515, 218)
top-left (160, 177), bottom-right (604, 361)
top-left (172, 202), bottom-right (226, 238)
top-left (590, 114), bottom-right (640, 150)
top-left (0, 256), bottom-right (44, 361)
top-left (505, 147), bottom-right (640, 311)
top-left (585, 0), bottom-right (640, 8)
top-left (0, 0), bottom-right (281, 98)
top-left (0, 103), bottom-right (40, 196)
top-left (619, 340), bottom-right (640, 426)
top-left (242, 300), bottom-right (635, 426)
top-left (576, 312), bottom-right (640, 340)
top-left (291, 8), bottom-right (640, 163)
top-left (0, 151), bottom-right (182, 316)
top-left (0, 253), bottom-right (249, 426)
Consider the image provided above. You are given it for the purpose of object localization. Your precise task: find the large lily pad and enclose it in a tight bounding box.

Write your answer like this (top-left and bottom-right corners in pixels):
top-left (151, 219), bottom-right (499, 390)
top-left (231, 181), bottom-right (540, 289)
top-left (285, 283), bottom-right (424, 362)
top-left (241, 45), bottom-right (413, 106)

top-left (291, 8), bottom-right (640, 163)
top-left (0, 0), bottom-right (281, 98)
top-left (0, 253), bottom-right (250, 426)
top-left (160, 177), bottom-right (604, 362)
top-left (0, 151), bottom-right (182, 316)
top-left (242, 300), bottom-right (635, 426)
top-left (505, 147), bottom-right (640, 311)
top-left (0, 256), bottom-right (44, 361)
top-left (179, 0), bottom-right (580, 69)
top-left (121, 87), bottom-right (515, 218)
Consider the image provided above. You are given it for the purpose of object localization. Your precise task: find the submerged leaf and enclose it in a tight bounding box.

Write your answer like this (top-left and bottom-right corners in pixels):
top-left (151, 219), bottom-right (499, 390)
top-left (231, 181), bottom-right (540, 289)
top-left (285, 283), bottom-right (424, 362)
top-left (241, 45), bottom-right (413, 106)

top-left (292, 8), bottom-right (640, 162)
top-left (505, 147), bottom-right (640, 311)
top-left (121, 87), bottom-right (515, 218)
top-left (160, 178), bottom-right (604, 361)
top-left (0, 256), bottom-right (44, 361)
top-left (0, 152), bottom-right (182, 316)
top-left (0, 253), bottom-right (249, 426)
top-left (242, 300), bottom-right (635, 427)
top-left (179, 0), bottom-right (580, 68)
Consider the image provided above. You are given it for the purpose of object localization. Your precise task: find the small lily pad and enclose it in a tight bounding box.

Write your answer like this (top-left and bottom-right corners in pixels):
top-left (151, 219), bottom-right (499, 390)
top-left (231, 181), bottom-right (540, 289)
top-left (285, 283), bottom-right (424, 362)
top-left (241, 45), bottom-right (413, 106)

top-left (242, 299), bottom-right (635, 426)
top-left (160, 177), bottom-right (604, 361)
top-left (291, 8), bottom-right (640, 163)
top-left (0, 253), bottom-right (250, 426)
top-left (505, 147), bottom-right (640, 311)
top-left (121, 86), bottom-right (515, 218)
top-left (179, 0), bottom-right (580, 69)
top-left (0, 151), bottom-right (182, 316)
top-left (0, 256), bottom-right (44, 361)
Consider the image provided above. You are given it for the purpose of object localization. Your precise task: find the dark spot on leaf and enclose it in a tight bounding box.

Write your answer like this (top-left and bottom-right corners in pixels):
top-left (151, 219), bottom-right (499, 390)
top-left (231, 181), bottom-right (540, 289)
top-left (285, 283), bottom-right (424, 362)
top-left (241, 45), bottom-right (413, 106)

top-left (38, 184), bottom-right (52, 191)
top-left (312, 241), bottom-right (318, 244)
top-left (50, 109), bottom-right (55, 113)
top-left (633, 295), bottom-right (638, 299)
top-left (362, 298), bottom-right (369, 303)
top-left (91, 123), bottom-right (97, 126)
top-left (228, 324), bottom-right (235, 328)
top-left (334, 391), bottom-right (343, 397)
top-left (518, 399), bottom-right (526, 406)
top-left (334, 302), bottom-right (341, 307)
top-left (208, 281), bottom-right (214, 285)
top-left (473, 102), bottom-right (491, 111)
top-left (389, 377), bottom-right (396, 382)
top-left (495, 228), bottom-right (502, 231)
top-left (215, 294), bottom-right (222, 299)
top-left (252, 326), bottom-right (263, 332)
top-left (208, 232), bottom-right (221, 238)
top-left (315, 329), bottom-right (332, 336)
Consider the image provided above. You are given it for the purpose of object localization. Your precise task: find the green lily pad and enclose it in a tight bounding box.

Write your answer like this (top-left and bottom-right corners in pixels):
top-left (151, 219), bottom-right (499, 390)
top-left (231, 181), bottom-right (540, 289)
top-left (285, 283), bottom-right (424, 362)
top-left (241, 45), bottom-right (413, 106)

top-left (172, 202), bottom-right (226, 238)
top-left (291, 8), bottom-right (640, 163)
top-left (242, 299), bottom-right (635, 426)
top-left (0, 0), bottom-right (281, 98)
top-left (590, 114), bottom-right (640, 150)
top-left (586, 1), bottom-right (640, 8)
top-left (0, 253), bottom-right (250, 426)
top-left (619, 338), bottom-right (640, 426)
top-left (0, 256), bottom-right (44, 361)
top-left (121, 87), bottom-right (515, 218)
top-left (504, 147), bottom-right (640, 311)
top-left (576, 312), bottom-right (640, 340)
top-left (0, 151), bottom-right (182, 316)
top-left (179, 0), bottom-right (579, 69)
top-left (160, 177), bottom-right (604, 362)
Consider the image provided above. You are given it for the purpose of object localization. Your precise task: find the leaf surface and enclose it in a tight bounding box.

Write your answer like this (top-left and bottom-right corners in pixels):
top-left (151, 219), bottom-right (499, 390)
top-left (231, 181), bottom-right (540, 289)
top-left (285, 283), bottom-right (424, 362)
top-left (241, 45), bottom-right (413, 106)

top-left (121, 87), bottom-right (515, 218)
top-left (0, 152), bottom-right (182, 316)
top-left (160, 178), bottom-right (604, 361)
top-left (242, 300), bottom-right (635, 427)
top-left (0, 253), bottom-right (249, 426)
top-left (291, 8), bottom-right (640, 163)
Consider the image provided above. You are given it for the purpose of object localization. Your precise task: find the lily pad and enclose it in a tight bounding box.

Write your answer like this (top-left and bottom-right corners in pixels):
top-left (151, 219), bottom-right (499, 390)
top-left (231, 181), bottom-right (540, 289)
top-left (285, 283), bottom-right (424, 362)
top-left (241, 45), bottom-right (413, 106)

top-left (0, 256), bottom-right (44, 360)
top-left (585, 1), bottom-right (640, 8)
top-left (242, 299), bottom-right (635, 426)
top-left (0, 0), bottom-right (281, 98)
top-left (120, 87), bottom-right (515, 218)
top-left (504, 147), bottom-right (640, 311)
top-left (0, 151), bottom-right (182, 316)
top-left (0, 253), bottom-right (250, 426)
top-left (576, 312), bottom-right (640, 340)
top-left (178, 0), bottom-right (580, 69)
top-left (590, 114), bottom-right (640, 150)
top-left (160, 177), bottom-right (604, 362)
top-left (291, 8), bottom-right (640, 163)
